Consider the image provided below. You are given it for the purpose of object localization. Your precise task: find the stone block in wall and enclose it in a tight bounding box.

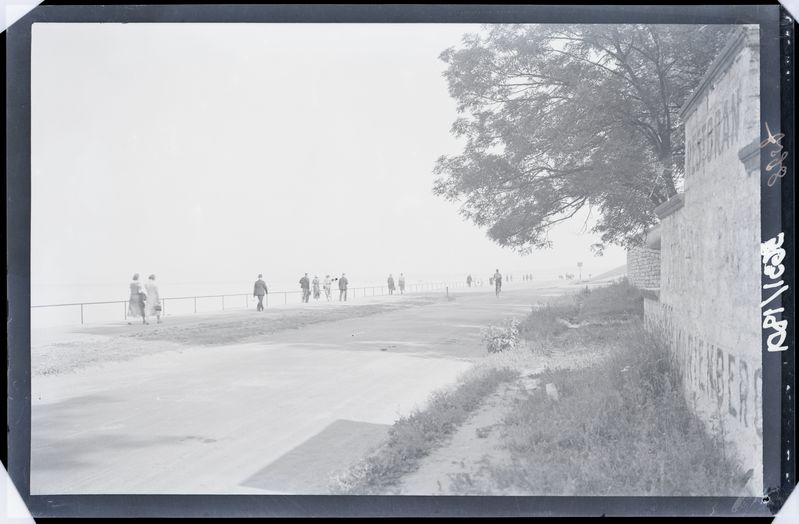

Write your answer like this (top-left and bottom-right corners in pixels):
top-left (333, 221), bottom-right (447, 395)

top-left (626, 246), bottom-right (661, 289)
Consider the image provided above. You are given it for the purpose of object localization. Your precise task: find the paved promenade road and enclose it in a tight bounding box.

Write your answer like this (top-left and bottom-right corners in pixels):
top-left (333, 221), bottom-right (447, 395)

top-left (30, 285), bottom-right (569, 494)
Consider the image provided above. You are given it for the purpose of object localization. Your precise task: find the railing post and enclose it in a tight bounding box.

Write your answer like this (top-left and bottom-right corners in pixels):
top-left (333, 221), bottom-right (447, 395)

top-left (124, 301), bottom-right (127, 320)
top-left (284, 292), bottom-right (287, 305)
top-left (222, 295), bottom-right (225, 311)
top-left (194, 297), bottom-right (197, 313)
top-left (80, 304), bottom-right (84, 325)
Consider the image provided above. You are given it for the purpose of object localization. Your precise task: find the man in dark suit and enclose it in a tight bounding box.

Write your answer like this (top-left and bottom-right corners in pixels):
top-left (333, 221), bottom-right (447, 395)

top-left (300, 273), bottom-right (311, 303)
top-left (253, 274), bottom-right (268, 311)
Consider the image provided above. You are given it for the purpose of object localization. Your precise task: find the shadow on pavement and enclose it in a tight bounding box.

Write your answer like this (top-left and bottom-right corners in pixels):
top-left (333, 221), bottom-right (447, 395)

top-left (240, 419), bottom-right (390, 494)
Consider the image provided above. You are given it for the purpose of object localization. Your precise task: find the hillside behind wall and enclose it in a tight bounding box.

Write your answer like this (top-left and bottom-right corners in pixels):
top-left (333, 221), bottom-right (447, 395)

top-left (642, 26), bottom-right (762, 495)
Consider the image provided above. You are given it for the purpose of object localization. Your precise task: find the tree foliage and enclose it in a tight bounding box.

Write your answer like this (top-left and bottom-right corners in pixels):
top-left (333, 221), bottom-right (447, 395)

top-left (434, 24), bottom-right (732, 252)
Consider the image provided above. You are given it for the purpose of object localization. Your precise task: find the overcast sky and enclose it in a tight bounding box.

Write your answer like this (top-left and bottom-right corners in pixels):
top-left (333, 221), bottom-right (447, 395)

top-left (31, 23), bottom-right (626, 302)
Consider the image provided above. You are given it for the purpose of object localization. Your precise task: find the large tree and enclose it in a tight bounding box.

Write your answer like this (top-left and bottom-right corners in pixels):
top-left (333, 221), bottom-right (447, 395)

top-left (434, 24), bottom-right (732, 252)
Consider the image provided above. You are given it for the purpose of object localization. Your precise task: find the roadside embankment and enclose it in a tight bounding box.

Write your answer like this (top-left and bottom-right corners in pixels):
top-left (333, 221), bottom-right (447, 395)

top-left (335, 279), bottom-right (750, 496)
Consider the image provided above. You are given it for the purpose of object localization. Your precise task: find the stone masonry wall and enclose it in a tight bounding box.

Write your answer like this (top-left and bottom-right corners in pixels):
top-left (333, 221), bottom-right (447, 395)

top-left (644, 26), bottom-right (762, 495)
top-left (627, 247), bottom-right (661, 289)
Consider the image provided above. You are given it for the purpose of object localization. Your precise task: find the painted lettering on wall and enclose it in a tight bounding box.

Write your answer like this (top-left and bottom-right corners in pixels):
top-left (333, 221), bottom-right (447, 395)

top-left (685, 87), bottom-right (742, 176)
top-left (761, 233), bottom-right (789, 352)
top-left (644, 301), bottom-right (763, 439)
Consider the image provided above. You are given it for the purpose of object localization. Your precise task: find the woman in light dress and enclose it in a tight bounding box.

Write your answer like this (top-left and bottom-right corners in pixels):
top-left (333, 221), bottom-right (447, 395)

top-left (145, 274), bottom-right (162, 323)
top-left (128, 273), bottom-right (147, 325)
top-left (323, 275), bottom-right (332, 301)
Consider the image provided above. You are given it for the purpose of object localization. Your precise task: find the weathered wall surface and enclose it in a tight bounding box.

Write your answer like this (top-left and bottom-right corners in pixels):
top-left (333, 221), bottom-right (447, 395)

top-left (645, 26), bottom-right (762, 494)
top-left (626, 247), bottom-right (661, 289)
top-left (645, 298), bottom-right (762, 477)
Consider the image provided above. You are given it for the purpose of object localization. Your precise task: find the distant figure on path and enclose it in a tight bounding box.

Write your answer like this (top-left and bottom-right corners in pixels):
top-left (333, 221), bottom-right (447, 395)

top-left (387, 274), bottom-right (395, 295)
top-left (128, 273), bottom-right (147, 325)
top-left (312, 275), bottom-right (321, 300)
top-left (398, 273), bottom-right (406, 294)
top-left (145, 274), bottom-right (162, 324)
top-left (300, 273), bottom-right (311, 303)
top-left (339, 273), bottom-right (349, 301)
top-left (493, 269), bottom-right (503, 297)
top-left (323, 275), bottom-right (332, 301)
top-left (467, 274), bottom-right (472, 287)
top-left (253, 274), bottom-right (268, 311)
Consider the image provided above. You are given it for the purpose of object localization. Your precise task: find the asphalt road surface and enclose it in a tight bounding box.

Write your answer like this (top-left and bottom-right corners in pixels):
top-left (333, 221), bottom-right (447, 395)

top-left (31, 285), bottom-right (568, 494)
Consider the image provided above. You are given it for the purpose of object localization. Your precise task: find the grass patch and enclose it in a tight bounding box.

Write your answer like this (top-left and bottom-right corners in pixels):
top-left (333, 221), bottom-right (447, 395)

top-left (330, 366), bottom-right (518, 494)
top-left (519, 279), bottom-right (644, 348)
top-left (483, 322), bottom-right (751, 496)
top-left (518, 303), bottom-right (576, 342)
top-left (575, 277), bottom-right (644, 322)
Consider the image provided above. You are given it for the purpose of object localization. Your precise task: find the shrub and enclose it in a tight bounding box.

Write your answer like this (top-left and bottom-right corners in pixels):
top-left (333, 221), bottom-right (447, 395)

top-left (481, 318), bottom-right (521, 353)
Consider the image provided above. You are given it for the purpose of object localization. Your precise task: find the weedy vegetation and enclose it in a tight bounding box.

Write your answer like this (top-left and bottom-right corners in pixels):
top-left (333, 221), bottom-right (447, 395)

top-left (489, 324), bottom-right (750, 495)
top-left (481, 318), bottom-right (521, 353)
top-left (467, 279), bottom-right (752, 496)
top-left (329, 366), bottom-right (518, 494)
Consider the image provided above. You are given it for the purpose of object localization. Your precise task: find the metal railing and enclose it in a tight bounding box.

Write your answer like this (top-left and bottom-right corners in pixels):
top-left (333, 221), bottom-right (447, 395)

top-left (31, 280), bottom-right (476, 325)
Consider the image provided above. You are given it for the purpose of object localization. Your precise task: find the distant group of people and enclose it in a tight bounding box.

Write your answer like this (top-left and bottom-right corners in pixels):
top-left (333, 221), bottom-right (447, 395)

top-left (252, 273), bottom-right (351, 311)
top-left (127, 268), bottom-right (520, 322)
top-left (465, 270), bottom-right (509, 297)
top-left (127, 273), bottom-right (162, 325)
top-left (386, 273), bottom-right (406, 295)
top-left (251, 272), bottom-right (412, 311)
top-left (123, 266), bottom-right (535, 325)
top-left (296, 273), bottom-right (349, 303)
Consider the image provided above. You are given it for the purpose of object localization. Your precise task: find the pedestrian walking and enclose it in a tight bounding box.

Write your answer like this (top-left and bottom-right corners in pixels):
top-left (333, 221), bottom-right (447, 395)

top-left (323, 275), bottom-right (332, 301)
top-left (493, 269), bottom-right (503, 297)
top-left (145, 274), bottom-right (162, 323)
top-left (253, 274), bottom-right (268, 311)
top-left (300, 273), bottom-right (311, 303)
top-left (398, 273), bottom-right (406, 294)
top-left (127, 273), bottom-right (147, 325)
top-left (338, 273), bottom-right (349, 301)
top-left (387, 274), bottom-right (395, 295)
top-left (312, 275), bottom-right (321, 300)
top-left (467, 274), bottom-right (472, 287)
